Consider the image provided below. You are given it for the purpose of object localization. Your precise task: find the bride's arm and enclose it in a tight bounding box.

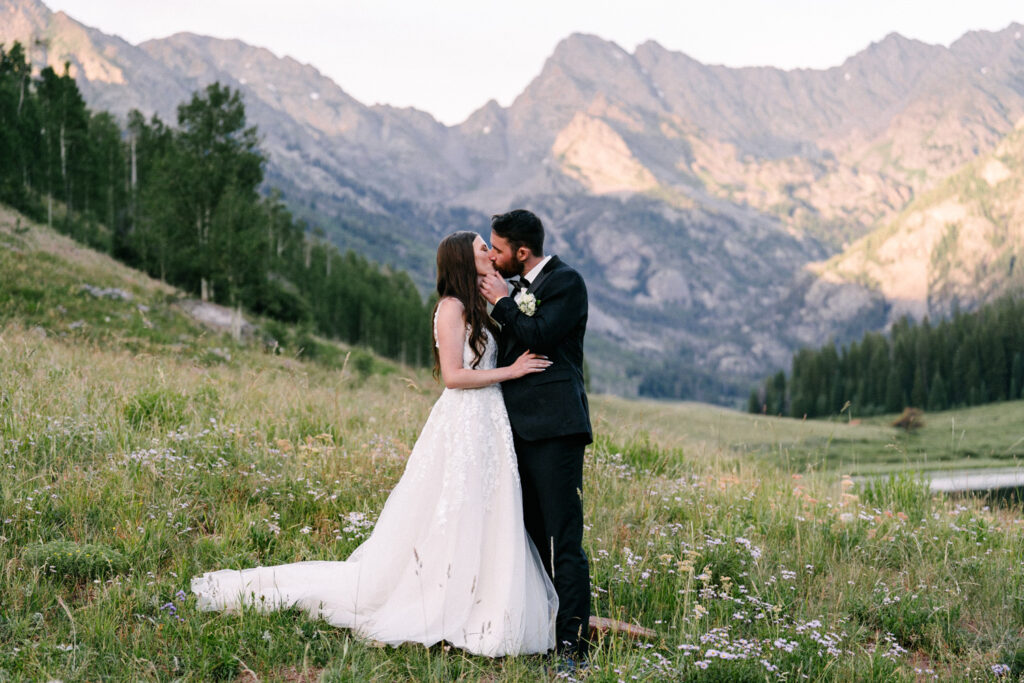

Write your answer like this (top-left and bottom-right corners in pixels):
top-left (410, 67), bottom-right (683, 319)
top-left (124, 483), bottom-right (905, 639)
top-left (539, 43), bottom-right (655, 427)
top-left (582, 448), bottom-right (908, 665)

top-left (436, 298), bottom-right (550, 389)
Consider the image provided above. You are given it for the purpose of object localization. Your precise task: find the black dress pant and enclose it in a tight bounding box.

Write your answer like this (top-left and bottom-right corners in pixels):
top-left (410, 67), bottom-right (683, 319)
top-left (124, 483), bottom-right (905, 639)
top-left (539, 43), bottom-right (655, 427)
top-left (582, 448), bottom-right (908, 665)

top-left (513, 432), bottom-right (590, 656)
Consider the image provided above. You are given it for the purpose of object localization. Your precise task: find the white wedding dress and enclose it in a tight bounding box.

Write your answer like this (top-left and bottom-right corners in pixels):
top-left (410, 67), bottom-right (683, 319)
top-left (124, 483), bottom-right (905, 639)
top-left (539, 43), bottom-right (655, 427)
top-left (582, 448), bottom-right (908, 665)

top-left (192, 311), bottom-right (558, 656)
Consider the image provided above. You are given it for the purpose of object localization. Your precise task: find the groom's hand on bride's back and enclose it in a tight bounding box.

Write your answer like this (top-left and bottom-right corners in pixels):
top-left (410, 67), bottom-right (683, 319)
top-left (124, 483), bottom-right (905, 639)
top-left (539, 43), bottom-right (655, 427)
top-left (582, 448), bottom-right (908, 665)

top-left (480, 271), bottom-right (508, 306)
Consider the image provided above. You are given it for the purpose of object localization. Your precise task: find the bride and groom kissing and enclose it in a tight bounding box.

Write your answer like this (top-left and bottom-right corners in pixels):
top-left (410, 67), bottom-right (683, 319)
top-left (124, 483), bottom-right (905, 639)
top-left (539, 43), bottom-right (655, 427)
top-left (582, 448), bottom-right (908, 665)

top-left (193, 209), bottom-right (594, 664)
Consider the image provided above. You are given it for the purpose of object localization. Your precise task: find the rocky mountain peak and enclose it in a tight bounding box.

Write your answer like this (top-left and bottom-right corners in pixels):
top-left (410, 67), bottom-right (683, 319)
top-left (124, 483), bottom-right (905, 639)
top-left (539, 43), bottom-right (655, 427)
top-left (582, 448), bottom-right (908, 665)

top-left (948, 22), bottom-right (1024, 67)
top-left (0, 0), bottom-right (52, 39)
top-left (459, 99), bottom-right (506, 137)
top-left (866, 31), bottom-right (929, 52)
top-left (548, 32), bottom-right (631, 66)
top-left (533, 32), bottom-right (660, 106)
top-left (1, 1), bottom-right (134, 87)
top-left (845, 31), bottom-right (946, 82)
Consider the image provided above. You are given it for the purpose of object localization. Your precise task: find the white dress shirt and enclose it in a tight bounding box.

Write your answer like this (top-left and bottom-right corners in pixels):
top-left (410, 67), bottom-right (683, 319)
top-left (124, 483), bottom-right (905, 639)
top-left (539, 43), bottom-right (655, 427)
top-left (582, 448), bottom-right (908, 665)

top-left (502, 256), bottom-right (554, 302)
top-left (521, 255), bottom-right (552, 287)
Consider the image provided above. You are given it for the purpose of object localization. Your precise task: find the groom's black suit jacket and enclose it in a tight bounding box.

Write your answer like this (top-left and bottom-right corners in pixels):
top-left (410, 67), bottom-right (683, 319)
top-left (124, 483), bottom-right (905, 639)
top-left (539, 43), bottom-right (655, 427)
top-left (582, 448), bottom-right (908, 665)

top-left (492, 256), bottom-right (592, 444)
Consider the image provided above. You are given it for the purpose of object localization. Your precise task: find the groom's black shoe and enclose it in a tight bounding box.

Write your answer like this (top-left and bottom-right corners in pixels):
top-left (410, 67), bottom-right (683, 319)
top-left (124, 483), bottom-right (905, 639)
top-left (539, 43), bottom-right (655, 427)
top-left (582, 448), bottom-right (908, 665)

top-left (550, 654), bottom-right (590, 677)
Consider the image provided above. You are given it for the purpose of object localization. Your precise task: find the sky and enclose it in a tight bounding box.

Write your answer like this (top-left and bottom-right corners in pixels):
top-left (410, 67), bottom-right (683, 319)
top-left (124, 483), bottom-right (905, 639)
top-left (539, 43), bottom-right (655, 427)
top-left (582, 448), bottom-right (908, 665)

top-left (43, 0), bottom-right (1024, 126)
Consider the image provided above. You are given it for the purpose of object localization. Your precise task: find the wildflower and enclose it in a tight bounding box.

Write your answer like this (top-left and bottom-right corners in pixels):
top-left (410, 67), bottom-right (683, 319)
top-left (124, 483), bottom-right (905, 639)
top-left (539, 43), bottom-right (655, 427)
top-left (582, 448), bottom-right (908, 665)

top-left (773, 638), bottom-right (798, 653)
top-left (735, 537), bottom-right (762, 560)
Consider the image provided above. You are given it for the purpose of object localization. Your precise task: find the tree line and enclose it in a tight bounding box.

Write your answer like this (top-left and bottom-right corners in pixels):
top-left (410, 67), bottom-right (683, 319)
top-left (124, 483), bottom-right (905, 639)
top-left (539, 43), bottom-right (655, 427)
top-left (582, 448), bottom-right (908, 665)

top-left (0, 43), bottom-right (432, 366)
top-left (750, 296), bottom-right (1024, 417)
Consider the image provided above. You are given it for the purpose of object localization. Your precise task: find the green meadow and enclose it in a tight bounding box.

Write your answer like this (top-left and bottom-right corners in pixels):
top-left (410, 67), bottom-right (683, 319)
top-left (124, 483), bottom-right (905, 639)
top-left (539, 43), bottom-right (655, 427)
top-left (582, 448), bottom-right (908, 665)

top-left (2, 210), bottom-right (1023, 681)
top-left (595, 396), bottom-right (1024, 476)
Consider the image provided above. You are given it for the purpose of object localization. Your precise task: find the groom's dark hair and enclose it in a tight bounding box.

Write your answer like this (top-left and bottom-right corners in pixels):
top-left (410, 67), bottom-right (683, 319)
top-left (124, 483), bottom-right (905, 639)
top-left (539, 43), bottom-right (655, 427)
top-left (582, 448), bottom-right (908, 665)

top-left (491, 209), bottom-right (544, 257)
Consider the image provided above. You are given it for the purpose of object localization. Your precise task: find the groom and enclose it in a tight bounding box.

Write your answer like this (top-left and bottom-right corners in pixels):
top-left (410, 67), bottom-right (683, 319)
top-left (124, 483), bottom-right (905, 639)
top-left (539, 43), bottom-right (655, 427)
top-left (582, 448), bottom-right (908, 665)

top-left (480, 209), bottom-right (592, 659)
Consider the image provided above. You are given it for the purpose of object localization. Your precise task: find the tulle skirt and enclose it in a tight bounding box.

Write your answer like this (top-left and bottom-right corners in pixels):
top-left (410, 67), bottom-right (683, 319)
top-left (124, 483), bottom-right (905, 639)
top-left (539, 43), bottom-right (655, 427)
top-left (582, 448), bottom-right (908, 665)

top-left (192, 385), bottom-right (558, 657)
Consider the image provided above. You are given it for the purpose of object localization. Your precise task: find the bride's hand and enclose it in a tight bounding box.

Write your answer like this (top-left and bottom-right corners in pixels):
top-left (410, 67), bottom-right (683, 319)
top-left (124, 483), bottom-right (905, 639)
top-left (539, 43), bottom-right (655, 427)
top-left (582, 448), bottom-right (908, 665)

top-left (510, 350), bottom-right (551, 378)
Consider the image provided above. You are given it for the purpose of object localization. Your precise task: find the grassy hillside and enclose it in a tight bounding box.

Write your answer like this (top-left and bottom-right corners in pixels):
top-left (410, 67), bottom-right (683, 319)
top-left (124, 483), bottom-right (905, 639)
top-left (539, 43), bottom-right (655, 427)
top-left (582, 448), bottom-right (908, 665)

top-left (2, 207), bottom-right (1023, 681)
top-left (0, 204), bottom-right (391, 374)
top-left (0, 205), bottom-right (197, 352)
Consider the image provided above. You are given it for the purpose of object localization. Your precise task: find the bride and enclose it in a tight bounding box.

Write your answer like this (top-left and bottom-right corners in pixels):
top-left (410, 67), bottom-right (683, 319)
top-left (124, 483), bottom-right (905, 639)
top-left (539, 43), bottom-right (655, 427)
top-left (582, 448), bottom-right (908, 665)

top-left (192, 231), bottom-right (559, 656)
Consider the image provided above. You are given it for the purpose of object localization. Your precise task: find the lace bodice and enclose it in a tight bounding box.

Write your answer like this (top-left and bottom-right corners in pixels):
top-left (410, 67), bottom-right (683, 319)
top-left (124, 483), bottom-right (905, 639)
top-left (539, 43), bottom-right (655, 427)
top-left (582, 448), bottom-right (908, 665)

top-left (415, 298), bottom-right (513, 521)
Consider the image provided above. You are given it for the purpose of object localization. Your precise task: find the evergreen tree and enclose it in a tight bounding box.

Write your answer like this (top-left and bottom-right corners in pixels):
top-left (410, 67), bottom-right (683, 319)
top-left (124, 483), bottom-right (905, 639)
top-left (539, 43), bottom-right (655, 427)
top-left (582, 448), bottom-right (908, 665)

top-left (752, 295), bottom-right (1024, 420)
top-left (788, 349), bottom-right (811, 417)
top-left (1011, 352), bottom-right (1024, 401)
top-left (36, 63), bottom-right (90, 233)
top-left (951, 345), bottom-right (970, 407)
top-left (8, 45), bottom-right (43, 215)
top-left (0, 42), bottom-right (38, 214)
top-left (910, 361), bottom-right (928, 408)
top-left (885, 367), bottom-right (902, 413)
top-left (964, 352), bottom-right (983, 406)
top-left (867, 335), bottom-right (890, 410)
top-left (927, 371), bottom-right (946, 411)
top-left (985, 330), bottom-right (1008, 401)
top-left (828, 370), bottom-right (845, 415)
top-left (771, 370), bottom-right (787, 416)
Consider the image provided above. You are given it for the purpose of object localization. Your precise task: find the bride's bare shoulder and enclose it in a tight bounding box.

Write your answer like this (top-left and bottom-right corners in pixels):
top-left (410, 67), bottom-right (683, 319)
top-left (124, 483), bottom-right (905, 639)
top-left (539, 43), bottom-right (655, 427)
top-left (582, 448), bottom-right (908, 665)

top-left (436, 294), bottom-right (464, 313)
top-left (438, 296), bottom-right (464, 310)
top-left (435, 297), bottom-right (466, 330)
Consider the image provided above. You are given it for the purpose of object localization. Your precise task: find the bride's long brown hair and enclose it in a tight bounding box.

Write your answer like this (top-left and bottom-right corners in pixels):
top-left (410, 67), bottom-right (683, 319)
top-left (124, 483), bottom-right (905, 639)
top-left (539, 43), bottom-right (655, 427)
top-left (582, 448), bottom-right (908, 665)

top-left (432, 231), bottom-right (499, 378)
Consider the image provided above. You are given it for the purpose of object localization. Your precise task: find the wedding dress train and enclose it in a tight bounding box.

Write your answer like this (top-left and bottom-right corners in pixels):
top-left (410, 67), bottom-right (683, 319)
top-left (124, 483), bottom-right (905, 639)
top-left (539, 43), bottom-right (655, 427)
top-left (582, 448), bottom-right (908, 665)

top-left (192, 321), bottom-right (557, 656)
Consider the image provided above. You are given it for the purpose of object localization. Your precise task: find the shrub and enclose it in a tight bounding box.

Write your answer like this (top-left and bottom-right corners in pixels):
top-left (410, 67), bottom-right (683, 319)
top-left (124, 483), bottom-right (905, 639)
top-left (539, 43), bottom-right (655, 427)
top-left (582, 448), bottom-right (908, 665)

top-left (296, 332), bottom-right (346, 368)
top-left (892, 407), bottom-right (925, 432)
top-left (24, 540), bottom-right (128, 581)
top-left (123, 388), bottom-right (187, 429)
top-left (350, 349), bottom-right (375, 379)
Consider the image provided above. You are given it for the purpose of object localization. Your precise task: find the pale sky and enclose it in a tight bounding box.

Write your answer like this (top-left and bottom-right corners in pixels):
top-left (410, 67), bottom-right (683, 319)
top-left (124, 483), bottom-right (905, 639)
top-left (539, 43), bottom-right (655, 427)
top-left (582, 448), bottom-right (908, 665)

top-left (43, 0), bottom-right (1024, 125)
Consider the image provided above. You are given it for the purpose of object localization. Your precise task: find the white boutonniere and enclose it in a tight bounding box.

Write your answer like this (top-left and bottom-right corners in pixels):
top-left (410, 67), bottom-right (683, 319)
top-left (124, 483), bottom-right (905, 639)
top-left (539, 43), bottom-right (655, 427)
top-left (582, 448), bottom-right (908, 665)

top-left (514, 291), bottom-right (539, 316)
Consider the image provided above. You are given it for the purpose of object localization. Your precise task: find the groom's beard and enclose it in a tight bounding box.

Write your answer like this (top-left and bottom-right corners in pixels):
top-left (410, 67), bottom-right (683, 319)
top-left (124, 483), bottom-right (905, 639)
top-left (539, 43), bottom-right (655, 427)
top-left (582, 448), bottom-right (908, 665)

top-left (495, 255), bottom-right (524, 279)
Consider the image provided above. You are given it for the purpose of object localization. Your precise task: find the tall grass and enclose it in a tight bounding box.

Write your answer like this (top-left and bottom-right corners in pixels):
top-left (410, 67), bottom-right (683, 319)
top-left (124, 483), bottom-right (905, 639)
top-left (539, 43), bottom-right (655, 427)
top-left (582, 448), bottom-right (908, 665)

top-left (1, 324), bottom-right (1022, 681)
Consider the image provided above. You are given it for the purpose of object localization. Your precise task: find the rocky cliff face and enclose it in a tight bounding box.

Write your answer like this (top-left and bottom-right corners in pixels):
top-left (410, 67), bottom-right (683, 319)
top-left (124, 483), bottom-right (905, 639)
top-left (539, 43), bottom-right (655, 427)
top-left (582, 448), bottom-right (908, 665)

top-left (793, 117), bottom-right (1024, 342)
top-left (5, 0), bottom-right (1024, 399)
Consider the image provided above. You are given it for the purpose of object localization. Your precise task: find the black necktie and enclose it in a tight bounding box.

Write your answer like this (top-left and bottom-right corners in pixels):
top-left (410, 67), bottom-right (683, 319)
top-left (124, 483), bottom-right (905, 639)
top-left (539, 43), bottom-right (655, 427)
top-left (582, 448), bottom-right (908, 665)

top-left (515, 277), bottom-right (531, 291)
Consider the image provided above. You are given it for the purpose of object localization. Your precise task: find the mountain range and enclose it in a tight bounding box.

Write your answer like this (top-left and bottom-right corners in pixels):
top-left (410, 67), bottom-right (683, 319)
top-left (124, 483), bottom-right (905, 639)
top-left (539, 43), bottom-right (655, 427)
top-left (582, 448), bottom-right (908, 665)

top-left (3, 0), bottom-right (1024, 400)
